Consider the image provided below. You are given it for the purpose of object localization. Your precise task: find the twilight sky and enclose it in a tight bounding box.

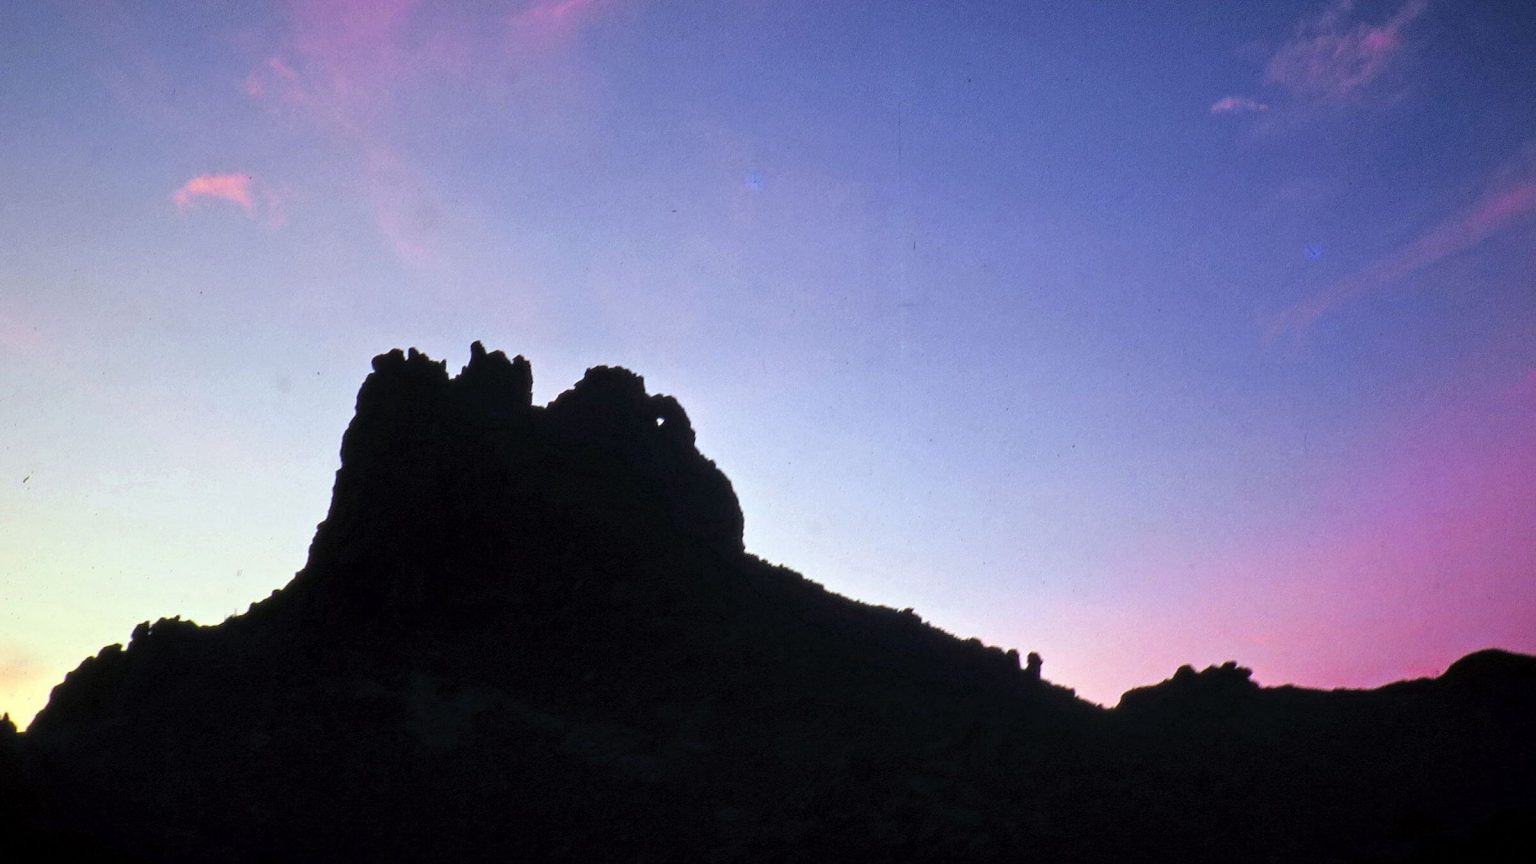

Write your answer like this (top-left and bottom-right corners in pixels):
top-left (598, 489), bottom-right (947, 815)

top-left (3, 0), bottom-right (1534, 725)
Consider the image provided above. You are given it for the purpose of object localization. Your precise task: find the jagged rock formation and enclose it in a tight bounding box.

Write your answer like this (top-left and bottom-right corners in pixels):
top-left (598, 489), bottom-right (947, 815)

top-left (4, 345), bottom-right (1535, 863)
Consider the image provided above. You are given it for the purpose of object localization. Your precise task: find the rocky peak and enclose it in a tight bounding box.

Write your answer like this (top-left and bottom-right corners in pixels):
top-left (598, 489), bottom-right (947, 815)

top-left (547, 365), bottom-right (698, 449)
top-left (453, 340), bottom-right (533, 412)
top-left (1114, 660), bottom-right (1260, 714)
top-left (8, 340), bottom-right (1535, 864)
top-left (296, 345), bottom-right (744, 616)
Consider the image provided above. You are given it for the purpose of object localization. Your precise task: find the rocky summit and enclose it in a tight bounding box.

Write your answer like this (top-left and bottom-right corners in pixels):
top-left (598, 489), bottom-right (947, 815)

top-left (3, 344), bottom-right (1534, 862)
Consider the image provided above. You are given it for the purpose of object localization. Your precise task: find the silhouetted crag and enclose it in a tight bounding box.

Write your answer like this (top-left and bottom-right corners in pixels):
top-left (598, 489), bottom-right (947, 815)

top-left (5, 344), bottom-right (1534, 862)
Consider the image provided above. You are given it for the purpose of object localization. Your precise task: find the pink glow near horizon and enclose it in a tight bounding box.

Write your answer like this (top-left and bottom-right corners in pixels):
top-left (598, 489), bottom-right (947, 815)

top-left (1053, 365), bottom-right (1536, 704)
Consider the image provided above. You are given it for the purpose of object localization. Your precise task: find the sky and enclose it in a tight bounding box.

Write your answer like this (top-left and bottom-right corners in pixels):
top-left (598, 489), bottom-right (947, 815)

top-left (2, 0), bottom-right (1534, 725)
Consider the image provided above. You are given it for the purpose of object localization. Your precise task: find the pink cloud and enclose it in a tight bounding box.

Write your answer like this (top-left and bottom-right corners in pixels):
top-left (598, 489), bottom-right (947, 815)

top-left (240, 1), bottom-right (616, 264)
top-left (241, 3), bottom-right (445, 261)
top-left (260, 185), bottom-right (291, 230)
top-left (1210, 96), bottom-right (1270, 115)
top-left (172, 173), bottom-right (256, 213)
top-left (171, 173), bottom-right (289, 229)
top-left (242, 55), bottom-right (302, 102)
top-left (254, 1), bottom-right (521, 124)
top-left (508, 0), bottom-right (606, 35)
top-left (516, 0), bottom-right (596, 23)
top-left (1266, 0), bottom-right (1427, 102)
top-left (246, 3), bottom-right (487, 263)
top-left (360, 147), bottom-right (442, 266)
top-left (286, 0), bottom-right (421, 105)
top-left (1271, 172), bottom-right (1536, 334)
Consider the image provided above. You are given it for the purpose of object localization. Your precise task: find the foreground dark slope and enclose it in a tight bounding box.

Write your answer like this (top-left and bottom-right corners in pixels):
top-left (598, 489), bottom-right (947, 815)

top-left (6, 345), bottom-right (1535, 862)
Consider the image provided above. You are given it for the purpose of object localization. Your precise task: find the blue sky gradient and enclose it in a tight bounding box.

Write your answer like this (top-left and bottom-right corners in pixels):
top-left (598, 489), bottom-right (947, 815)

top-left (3, 0), bottom-right (1534, 724)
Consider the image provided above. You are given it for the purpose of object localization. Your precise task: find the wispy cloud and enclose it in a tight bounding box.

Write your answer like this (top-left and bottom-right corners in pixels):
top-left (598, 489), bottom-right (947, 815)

top-left (238, 1), bottom-right (620, 264)
top-left (1210, 96), bottom-right (1270, 115)
top-left (1271, 171), bottom-right (1536, 335)
top-left (241, 2), bottom-right (446, 262)
top-left (510, 0), bottom-right (601, 28)
top-left (1265, 0), bottom-right (1427, 103)
top-left (506, 0), bottom-right (612, 40)
top-left (241, 56), bottom-right (303, 103)
top-left (172, 173), bottom-right (256, 213)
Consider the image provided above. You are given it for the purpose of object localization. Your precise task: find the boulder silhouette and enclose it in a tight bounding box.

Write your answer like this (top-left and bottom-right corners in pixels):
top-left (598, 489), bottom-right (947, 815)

top-left (5, 345), bottom-right (1534, 863)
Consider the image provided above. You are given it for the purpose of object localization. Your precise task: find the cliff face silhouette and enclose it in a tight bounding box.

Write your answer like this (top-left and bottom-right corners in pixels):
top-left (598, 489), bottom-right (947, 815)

top-left (4, 344), bottom-right (1534, 863)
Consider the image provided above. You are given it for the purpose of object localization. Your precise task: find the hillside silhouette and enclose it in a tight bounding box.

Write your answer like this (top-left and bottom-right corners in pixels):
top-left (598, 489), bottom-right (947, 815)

top-left (3, 344), bottom-right (1534, 862)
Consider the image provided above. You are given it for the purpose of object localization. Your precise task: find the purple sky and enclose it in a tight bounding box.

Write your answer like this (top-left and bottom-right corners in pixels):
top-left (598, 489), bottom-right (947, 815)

top-left (3, 0), bottom-right (1535, 725)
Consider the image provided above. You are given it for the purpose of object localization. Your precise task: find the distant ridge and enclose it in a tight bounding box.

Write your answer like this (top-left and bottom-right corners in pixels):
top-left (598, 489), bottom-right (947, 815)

top-left (4, 344), bottom-right (1533, 862)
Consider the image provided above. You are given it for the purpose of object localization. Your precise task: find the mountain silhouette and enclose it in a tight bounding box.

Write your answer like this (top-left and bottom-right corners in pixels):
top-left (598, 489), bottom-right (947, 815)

top-left (3, 344), bottom-right (1533, 862)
